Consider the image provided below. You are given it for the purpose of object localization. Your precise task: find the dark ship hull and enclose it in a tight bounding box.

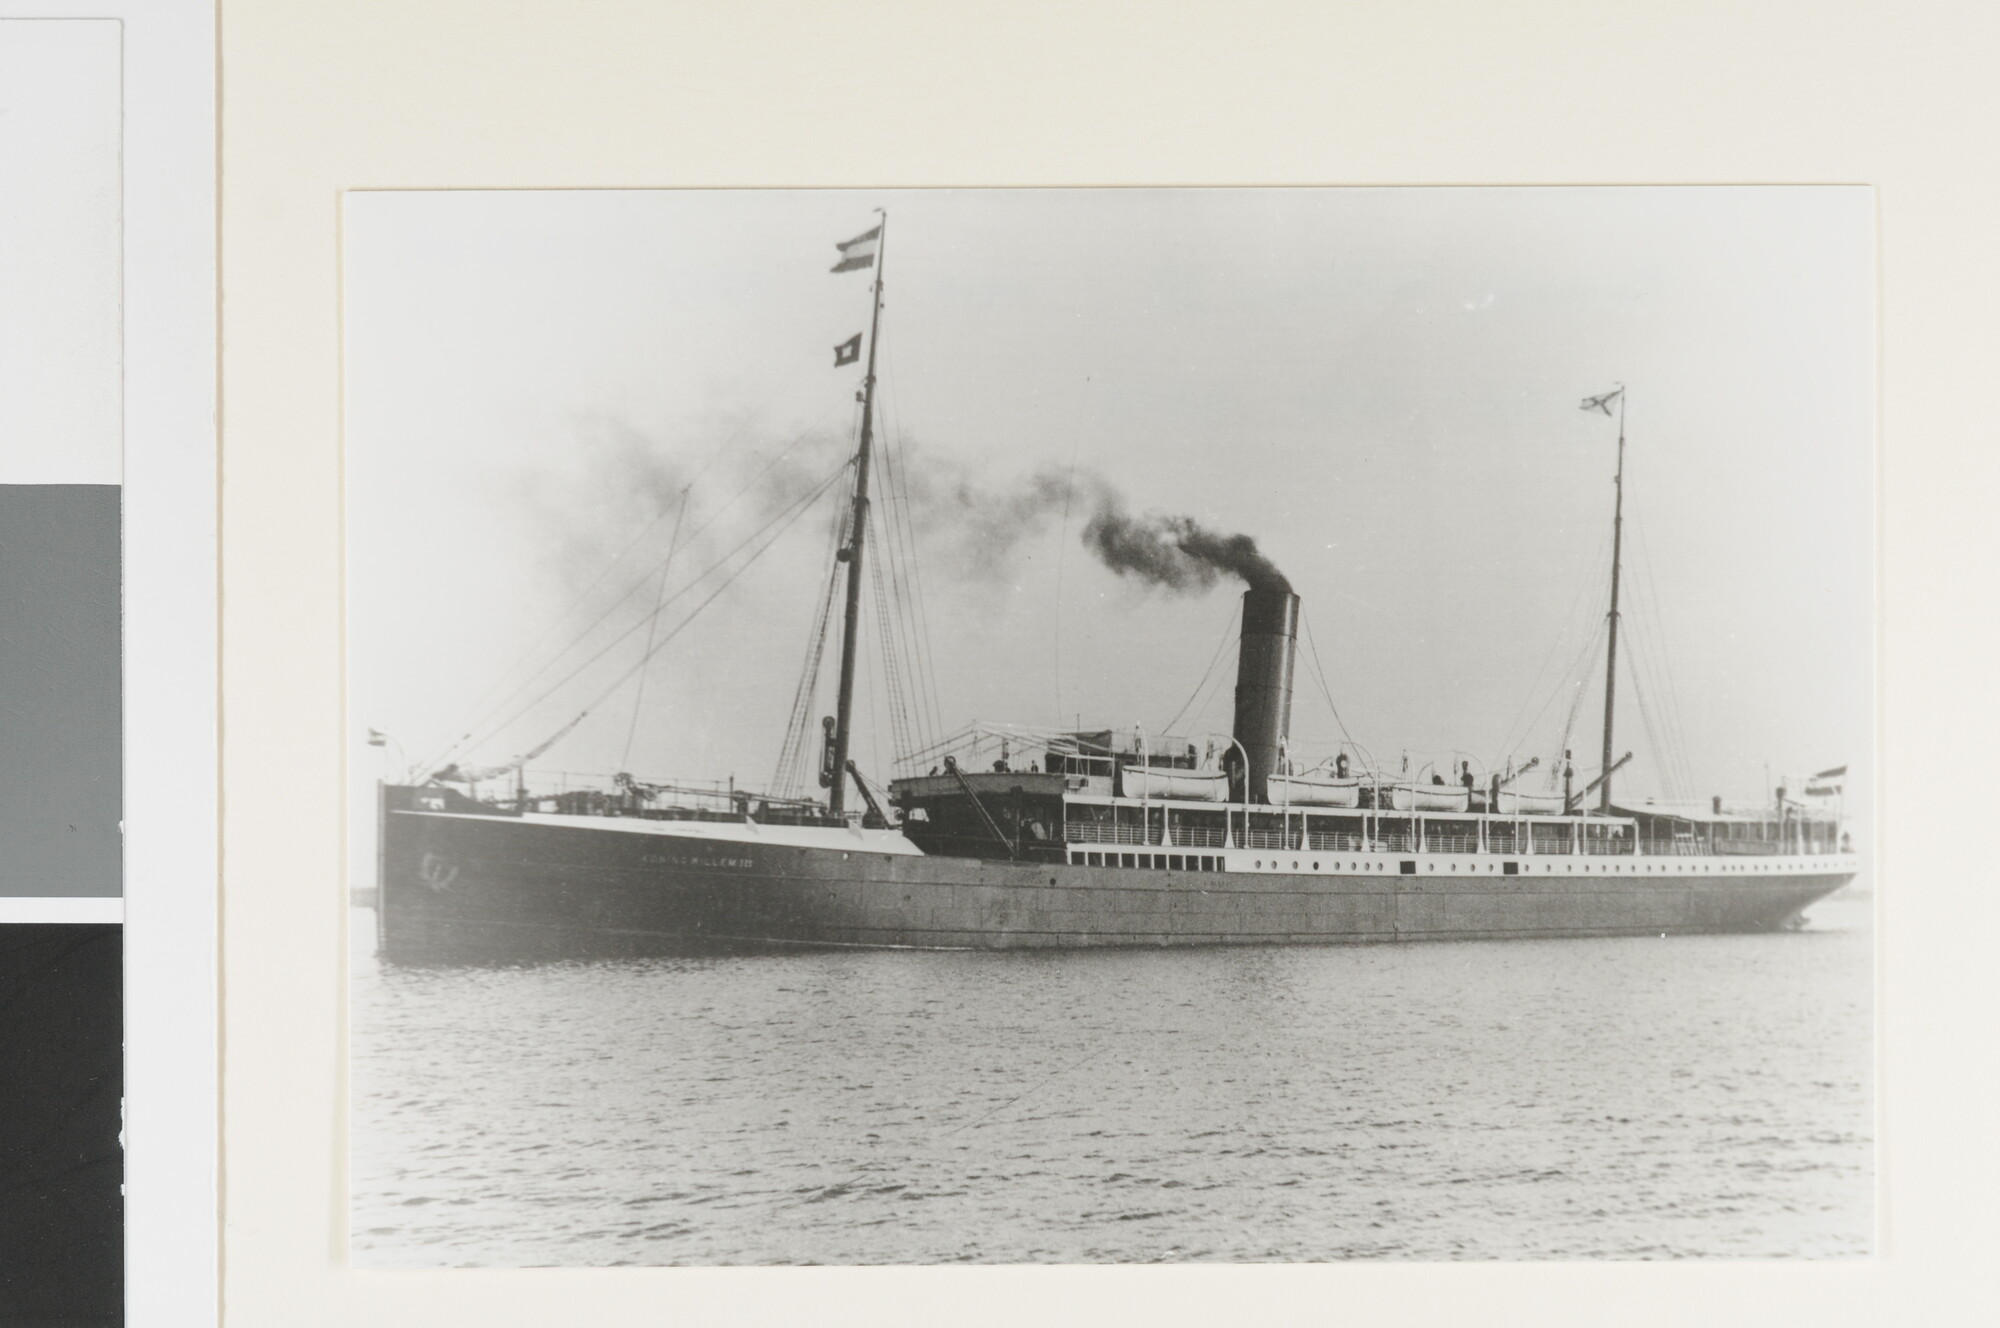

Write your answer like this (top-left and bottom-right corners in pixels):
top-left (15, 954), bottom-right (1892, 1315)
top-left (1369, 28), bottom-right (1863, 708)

top-left (375, 784), bottom-right (1856, 964)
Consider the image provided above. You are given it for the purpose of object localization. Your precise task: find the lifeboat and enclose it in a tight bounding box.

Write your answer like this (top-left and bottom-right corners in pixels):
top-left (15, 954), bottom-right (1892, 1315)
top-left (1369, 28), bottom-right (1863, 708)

top-left (1388, 782), bottom-right (1471, 813)
top-left (1120, 765), bottom-right (1230, 802)
top-left (1269, 772), bottom-right (1362, 808)
top-left (1495, 788), bottom-right (1564, 815)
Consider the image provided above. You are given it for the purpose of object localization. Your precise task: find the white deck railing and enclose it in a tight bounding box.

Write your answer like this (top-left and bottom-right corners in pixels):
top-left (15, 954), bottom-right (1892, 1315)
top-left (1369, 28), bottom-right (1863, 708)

top-left (1058, 820), bottom-right (1836, 859)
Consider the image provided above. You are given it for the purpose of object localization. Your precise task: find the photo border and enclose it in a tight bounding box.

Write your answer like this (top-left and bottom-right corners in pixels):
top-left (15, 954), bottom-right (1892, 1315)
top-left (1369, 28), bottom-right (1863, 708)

top-left (223, 2), bottom-right (1992, 1323)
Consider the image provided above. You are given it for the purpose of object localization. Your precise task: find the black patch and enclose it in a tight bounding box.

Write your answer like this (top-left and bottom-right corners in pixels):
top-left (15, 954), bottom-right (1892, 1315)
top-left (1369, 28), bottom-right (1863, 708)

top-left (0, 924), bottom-right (123, 1324)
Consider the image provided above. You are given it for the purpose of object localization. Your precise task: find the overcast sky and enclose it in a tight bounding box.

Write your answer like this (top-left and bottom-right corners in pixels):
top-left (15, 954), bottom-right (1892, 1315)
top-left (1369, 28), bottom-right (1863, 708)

top-left (345, 187), bottom-right (1871, 821)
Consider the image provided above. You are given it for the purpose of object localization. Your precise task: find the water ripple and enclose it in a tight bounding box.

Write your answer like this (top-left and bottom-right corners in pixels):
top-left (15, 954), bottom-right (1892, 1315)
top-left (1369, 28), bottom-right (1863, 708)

top-left (351, 896), bottom-right (1873, 1264)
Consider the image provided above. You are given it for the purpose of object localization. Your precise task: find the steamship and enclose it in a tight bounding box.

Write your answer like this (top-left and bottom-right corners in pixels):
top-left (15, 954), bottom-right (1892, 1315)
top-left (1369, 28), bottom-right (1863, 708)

top-left (372, 215), bottom-right (1858, 963)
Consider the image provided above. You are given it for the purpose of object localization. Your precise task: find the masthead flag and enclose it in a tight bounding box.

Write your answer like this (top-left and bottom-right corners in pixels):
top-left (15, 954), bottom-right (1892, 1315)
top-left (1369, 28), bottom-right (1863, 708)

top-left (833, 333), bottom-right (862, 367)
top-left (1805, 764), bottom-right (1847, 797)
top-left (831, 225), bottom-right (881, 273)
top-left (1581, 387), bottom-right (1624, 415)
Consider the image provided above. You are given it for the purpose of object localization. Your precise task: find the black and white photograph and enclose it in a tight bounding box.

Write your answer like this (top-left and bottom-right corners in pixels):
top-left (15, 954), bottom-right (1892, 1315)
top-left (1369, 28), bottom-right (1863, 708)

top-left (344, 186), bottom-right (1873, 1265)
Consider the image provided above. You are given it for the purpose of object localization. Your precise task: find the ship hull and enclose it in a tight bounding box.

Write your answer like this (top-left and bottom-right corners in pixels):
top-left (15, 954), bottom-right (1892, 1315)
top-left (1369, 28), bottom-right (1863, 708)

top-left (376, 789), bottom-right (1858, 964)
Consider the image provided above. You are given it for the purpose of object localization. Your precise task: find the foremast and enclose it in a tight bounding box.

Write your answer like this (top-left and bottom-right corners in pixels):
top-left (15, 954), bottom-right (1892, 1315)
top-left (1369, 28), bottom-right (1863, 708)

top-left (827, 212), bottom-right (888, 816)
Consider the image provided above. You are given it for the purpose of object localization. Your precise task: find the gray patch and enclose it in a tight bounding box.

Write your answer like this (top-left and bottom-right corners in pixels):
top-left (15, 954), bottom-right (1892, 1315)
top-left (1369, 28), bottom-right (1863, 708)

top-left (0, 485), bottom-right (120, 897)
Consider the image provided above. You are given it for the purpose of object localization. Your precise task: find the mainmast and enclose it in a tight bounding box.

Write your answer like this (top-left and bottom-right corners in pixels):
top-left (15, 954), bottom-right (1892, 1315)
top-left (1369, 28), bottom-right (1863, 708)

top-left (827, 211), bottom-right (887, 815)
top-left (1598, 386), bottom-right (1627, 813)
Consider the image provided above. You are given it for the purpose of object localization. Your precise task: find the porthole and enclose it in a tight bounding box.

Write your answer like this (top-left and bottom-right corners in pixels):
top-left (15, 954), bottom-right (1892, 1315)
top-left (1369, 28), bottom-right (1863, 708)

top-left (1255, 860), bottom-right (1262, 869)
top-left (1313, 861), bottom-right (1320, 870)
top-left (1292, 861), bottom-right (1299, 870)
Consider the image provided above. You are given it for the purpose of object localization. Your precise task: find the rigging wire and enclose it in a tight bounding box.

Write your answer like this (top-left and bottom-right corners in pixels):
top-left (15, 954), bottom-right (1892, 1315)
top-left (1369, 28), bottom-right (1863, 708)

top-left (1159, 601), bottom-right (1242, 737)
top-left (772, 389), bottom-right (870, 799)
top-left (498, 462), bottom-right (852, 769)
top-left (893, 438), bottom-right (945, 758)
top-left (1190, 658), bottom-right (1239, 740)
top-left (771, 564), bottom-right (843, 799)
top-left (1300, 606), bottom-right (1358, 753)
top-left (1629, 512), bottom-right (1701, 799)
top-left (618, 487), bottom-right (691, 770)
top-left (1614, 519), bottom-right (1681, 800)
top-left (869, 395), bottom-right (931, 769)
top-left (868, 518), bottom-right (917, 770)
top-left (876, 348), bottom-right (947, 757)
top-left (1620, 603), bottom-right (1672, 799)
top-left (1494, 526), bottom-right (1612, 761)
top-left (770, 489), bottom-right (851, 800)
top-left (868, 448), bottom-right (914, 767)
top-left (454, 460), bottom-right (852, 765)
top-left (1551, 617), bottom-right (1608, 781)
top-left (862, 604), bottom-right (883, 787)
top-left (1624, 639), bottom-right (1680, 803)
top-left (1624, 600), bottom-right (1688, 800)
top-left (415, 352), bottom-right (821, 774)
top-left (421, 398), bottom-right (852, 775)
top-left (1496, 581), bottom-right (1607, 774)
top-left (1051, 408), bottom-right (1086, 729)
top-left (426, 418), bottom-right (848, 780)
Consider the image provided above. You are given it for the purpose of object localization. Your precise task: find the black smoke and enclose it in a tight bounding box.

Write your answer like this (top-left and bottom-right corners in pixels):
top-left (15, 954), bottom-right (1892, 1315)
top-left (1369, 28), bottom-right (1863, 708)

top-left (932, 462), bottom-right (1291, 596)
top-left (535, 424), bottom-right (1291, 600)
top-left (1079, 491), bottom-right (1291, 595)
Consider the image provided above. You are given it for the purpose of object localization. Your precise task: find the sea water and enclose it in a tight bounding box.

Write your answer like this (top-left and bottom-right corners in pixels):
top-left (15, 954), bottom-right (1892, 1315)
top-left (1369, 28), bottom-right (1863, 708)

top-left (349, 893), bottom-right (1873, 1264)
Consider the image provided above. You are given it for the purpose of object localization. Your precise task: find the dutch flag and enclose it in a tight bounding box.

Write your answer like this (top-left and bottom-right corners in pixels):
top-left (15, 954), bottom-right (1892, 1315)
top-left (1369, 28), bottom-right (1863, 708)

top-left (831, 225), bottom-right (881, 273)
